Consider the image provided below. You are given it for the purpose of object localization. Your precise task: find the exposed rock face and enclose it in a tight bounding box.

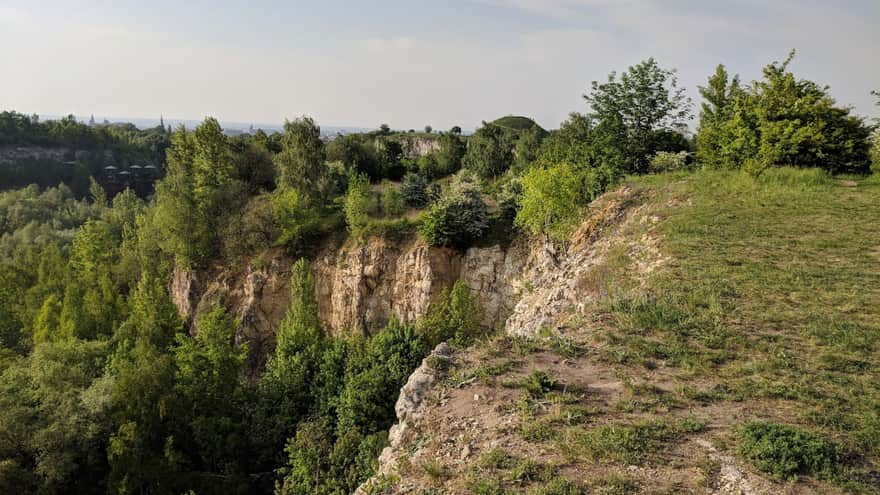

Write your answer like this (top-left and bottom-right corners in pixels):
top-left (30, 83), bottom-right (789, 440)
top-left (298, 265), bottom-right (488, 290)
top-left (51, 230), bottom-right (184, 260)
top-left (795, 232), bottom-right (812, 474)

top-left (171, 238), bottom-right (531, 368)
top-left (312, 237), bottom-right (534, 335)
top-left (312, 238), bottom-right (462, 335)
top-left (397, 136), bottom-right (441, 158)
top-left (0, 145), bottom-right (70, 164)
top-left (170, 252), bottom-right (293, 372)
top-left (169, 186), bottom-right (652, 372)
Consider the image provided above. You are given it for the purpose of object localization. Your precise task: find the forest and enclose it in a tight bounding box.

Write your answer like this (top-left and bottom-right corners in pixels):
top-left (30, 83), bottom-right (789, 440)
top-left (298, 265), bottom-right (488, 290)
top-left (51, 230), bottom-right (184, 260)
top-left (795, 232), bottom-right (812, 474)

top-left (0, 51), bottom-right (878, 494)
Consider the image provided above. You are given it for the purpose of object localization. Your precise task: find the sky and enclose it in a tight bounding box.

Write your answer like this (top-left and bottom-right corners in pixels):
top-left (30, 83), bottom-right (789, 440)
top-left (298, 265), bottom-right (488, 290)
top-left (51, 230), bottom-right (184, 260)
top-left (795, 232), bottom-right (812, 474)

top-left (1, 0), bottom-right (878, 131)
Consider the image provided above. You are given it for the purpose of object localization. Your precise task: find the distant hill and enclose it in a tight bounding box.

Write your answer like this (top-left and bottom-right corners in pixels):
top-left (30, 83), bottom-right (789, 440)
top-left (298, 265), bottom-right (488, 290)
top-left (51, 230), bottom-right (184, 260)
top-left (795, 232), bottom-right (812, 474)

top-left (488, 115), bottom-right (546, 134)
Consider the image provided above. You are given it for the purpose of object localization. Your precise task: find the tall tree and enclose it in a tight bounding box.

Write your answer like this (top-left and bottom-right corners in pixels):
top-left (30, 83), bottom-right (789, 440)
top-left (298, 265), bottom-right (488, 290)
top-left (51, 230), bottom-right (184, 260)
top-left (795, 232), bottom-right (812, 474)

top-left (274, 117), bottom-right (326, 197)
top-left (585, 58), bottom-right (692, 173)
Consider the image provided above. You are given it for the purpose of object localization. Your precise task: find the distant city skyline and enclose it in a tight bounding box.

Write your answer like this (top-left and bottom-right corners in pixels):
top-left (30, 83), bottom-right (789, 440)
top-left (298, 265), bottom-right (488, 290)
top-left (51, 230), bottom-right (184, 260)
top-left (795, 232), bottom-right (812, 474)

top-left (2, 1), bottom-right (878, 130)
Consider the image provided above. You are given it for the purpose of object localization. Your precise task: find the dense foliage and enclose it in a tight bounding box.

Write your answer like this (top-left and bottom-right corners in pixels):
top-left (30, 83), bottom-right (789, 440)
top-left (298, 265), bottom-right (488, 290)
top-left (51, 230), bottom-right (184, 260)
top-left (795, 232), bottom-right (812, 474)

top-left (583, 58), bottom-right (692, 174)
top-left (694, 52), bottom-right (873, 175)
top-left (418, 173), bottom-right (489, 248)
top-left (0, 52), bottom-right (876, 494)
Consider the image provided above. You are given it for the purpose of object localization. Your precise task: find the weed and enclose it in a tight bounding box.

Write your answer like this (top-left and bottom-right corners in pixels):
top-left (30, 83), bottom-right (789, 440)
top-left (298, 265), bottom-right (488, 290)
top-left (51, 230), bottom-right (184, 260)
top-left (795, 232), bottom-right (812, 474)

top-left (422, 460), bottom-right (448, 482)
top-left (547, 334), bottom-right (587, 358)
top-left (589, 475), bottom-right (639, 495)
top-left (470, 478), bottom-right (513, 495)
top-left (507, 459), bottom-right (551, 485)
top-left (737, 422), bottom-right (844, 481)
top-left (448, 359), bottom-right (520, 387)
top-left (524, 371), bottom-right (556, 397)
top-left (479, 448), bottom-right (516, 470)
top-left (517, 418), bottom-right (559, 443)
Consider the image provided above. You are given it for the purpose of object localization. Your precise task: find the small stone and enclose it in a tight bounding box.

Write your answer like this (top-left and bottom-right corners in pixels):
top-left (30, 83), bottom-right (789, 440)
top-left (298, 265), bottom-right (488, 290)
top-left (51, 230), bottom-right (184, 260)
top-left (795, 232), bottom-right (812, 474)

top-left (461, 445), bottom-right (472, 459)
top-left (474, 394), bottom-right (480, 402)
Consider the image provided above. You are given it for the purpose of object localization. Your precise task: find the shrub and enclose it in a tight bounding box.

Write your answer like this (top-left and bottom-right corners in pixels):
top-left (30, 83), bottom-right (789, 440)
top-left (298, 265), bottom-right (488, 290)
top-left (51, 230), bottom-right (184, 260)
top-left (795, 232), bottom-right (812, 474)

top-left (737, 422), bottom-right (843, 481)
top-left (496, 174), bottom-right (522, 218)
top-left (649, 151), bottom-right (693, 173)
top-left (516, 162), bottom-right (616, 243)
top-left (418, 175), bottom-right (488, 248)
top-left (695, 53), bottom-right (873, 175)
top-left (400, 172), bottom-right (429, 208)
top-left (381, 181), bottom-right (405, 216)
top-left (272, 188), bottom-right (321, 254)
top-left (419, 280), bottom-right (482, 347)
top-left (524, 371), bottom-right (555, 398)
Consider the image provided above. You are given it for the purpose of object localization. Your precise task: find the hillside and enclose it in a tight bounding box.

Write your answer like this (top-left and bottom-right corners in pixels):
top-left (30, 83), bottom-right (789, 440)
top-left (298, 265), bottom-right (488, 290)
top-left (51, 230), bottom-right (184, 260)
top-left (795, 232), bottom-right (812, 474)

top-left (489, 116), bottom-right (546, 135)
top-left (358, 169), bottom-right (880, 494)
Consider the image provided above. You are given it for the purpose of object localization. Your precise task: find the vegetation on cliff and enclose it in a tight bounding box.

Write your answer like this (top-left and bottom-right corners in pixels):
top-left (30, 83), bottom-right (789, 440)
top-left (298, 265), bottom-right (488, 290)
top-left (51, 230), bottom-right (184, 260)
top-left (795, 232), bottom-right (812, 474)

top-left (0, 51), bottom-right (877, 494)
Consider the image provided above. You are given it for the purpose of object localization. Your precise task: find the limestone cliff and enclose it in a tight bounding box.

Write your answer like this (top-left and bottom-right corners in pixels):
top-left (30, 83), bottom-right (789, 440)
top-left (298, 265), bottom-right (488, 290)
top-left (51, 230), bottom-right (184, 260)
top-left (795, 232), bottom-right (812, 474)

top-left (169, 186), bottom-right (647, 371)
top-left (170, 236), bottom-right (533, 369)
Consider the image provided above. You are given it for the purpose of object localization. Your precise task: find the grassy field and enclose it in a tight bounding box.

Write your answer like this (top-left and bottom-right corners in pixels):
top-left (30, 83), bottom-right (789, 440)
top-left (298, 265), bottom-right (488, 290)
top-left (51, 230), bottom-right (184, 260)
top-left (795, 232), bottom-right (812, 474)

top-left (388, 168), bottom-right (880, 494)
top-left (598, 168), bottom-right (880, 491)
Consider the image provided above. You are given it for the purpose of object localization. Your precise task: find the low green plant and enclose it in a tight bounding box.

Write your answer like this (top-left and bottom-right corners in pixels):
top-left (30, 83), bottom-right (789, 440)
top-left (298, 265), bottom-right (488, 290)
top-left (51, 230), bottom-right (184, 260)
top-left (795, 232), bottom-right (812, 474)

top-left (736, 421), bottom-right (843, 481)
top-left (344, 172), bottom-right (372, 237)
top-left (527, 478), bottom-right (584, 495)
top-left (589, 475), bottom-right (638, 495)
top-left (506, 459), bottom-right (550, 485)
top-left (524, 371), bottom-right (556, 398)
top-left (421, 459), bottom-right (447, 482)
top-left (381, 181), bottom-right (405, 216)
top-left (479, 448), bottom-right (516, 470)
top-left (470, 478), bottom-right (512, 495)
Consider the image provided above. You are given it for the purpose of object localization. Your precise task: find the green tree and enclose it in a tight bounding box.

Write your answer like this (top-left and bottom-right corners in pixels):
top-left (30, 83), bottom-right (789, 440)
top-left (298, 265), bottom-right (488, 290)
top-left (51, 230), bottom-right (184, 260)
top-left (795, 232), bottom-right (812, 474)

top-left (191, 118), bottom-right (235, 209)
top-left (275, 117), bottom-right (327, 197)
top-left (435, 130), bottom-right (466, 177)
top-left (173, 305), bottom-right (248, 478)
top-left (513, 126), bottom-right (545, 172)
top-left (272, 188), bottom-right (321, 255)
top-left (516, 161), bottom-right (618, 243)
top-left (106, 273), bottom-right (184, 494)
top-left (462, 123), bottom-right (514, 179)
top-left (872, 131), bottom-right (880, 174)
top-left (256, 259), bottom-right (327, 481)
top-left (344, 173), bottom-right (372, 237)
top-left (152, 126), bottom-right (209, 266)
top-left (0, 339), bottom-right (112, 494)
top-left (400, 172), bottom-right (429, 207)
top-left (381, 181), bottom-right (405, 216)
top-left (418, 281), bottom-right (482, 347)
top-left (695, 52), bottom-right (873, 175)
top-left (585, 58), bottom-right (692, 174)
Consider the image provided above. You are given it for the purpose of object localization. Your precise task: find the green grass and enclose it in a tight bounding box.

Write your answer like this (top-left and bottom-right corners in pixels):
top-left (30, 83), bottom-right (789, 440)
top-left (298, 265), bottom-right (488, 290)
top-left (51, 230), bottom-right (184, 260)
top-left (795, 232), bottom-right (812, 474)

top-left (526, 478), bottom-right (585, 495)
top-left (479, 448), bottom-right (516, 470)
top-left (448, 359), bottom-right (520, 387)
top-left (589, 168), bottom-right (880, 490)
top-left (557, 418), bottom-right (707, 465)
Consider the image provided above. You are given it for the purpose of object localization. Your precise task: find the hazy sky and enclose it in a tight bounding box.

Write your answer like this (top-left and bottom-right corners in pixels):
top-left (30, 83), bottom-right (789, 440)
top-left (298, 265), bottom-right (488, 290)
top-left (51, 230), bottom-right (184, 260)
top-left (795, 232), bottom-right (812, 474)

top-left (1, 0), bottom-right (878, 130)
